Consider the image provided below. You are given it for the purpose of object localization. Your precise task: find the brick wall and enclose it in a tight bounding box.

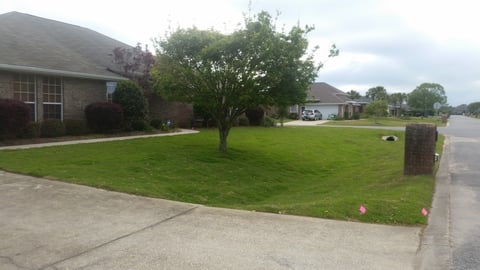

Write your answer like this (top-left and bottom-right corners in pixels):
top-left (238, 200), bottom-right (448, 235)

top-left (147, 93), bottom-right (193, 128)
top-left (63, 78), bottom-right (106, 120)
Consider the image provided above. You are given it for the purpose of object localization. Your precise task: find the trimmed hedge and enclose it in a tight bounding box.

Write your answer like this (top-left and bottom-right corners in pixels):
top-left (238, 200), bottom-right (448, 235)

top-left (0, 98), bottom-right (32, 139)
top-left (64, 119), bottom-right (89, 135)
top-left (41, 119), bottom-right (65, 138)
top-left (85, 102), bottom-right (124, 133)
top-left (18, 122), bottom-right (41, 139)
top-left (150, 118), bottom-right (163, 129)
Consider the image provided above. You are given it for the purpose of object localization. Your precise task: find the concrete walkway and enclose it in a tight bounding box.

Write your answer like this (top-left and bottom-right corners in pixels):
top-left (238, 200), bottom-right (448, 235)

top-left (0, 129), bottom-right (199, 150)
top-left (0, 171), bottom-right (421, 270)
top-left (0, 126), bottom-right (425, 269)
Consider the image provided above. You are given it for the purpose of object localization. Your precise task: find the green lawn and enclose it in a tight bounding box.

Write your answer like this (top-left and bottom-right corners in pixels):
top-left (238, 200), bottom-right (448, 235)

top-left (326, 117), bottom-right (446, 127)
top-left (0, 127), bottom-right (442, 225)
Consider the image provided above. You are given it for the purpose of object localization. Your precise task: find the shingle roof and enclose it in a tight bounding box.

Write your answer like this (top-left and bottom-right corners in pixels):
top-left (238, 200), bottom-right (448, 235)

top-left (0, 11), bottom-right (129, 81)
top-left (307, 82), bottom-right (352, 104)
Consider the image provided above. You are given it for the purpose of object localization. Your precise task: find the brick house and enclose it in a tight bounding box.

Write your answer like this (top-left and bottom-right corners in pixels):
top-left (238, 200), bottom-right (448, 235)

top-left (290, 82), bottom-right (361, 119)
top-left (0, 12), bottom-right (192, 127)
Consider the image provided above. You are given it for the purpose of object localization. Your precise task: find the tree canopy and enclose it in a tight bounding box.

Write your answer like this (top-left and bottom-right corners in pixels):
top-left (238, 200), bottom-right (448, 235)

top-left (468, 102), bottom-right (480, 116)
top-left (111, 43), bottom-right (155, 91)
top-left (407, 83), bottom-right (447, 116)
top-left (152, 11), bottom-right (326, 152)
top-left (346, 90), bottom-right (361, 100)
top-left (365, 100), bottom-right (388, 118)
top-left (366, 86), bottom-right (388, 101)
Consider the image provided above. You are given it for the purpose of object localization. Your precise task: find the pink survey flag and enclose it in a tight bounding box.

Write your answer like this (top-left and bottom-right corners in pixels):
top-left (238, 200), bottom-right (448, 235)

top-left (421, 208), bottom-right (428, 216)
top-left (359, 205), bottom-right (366, 215)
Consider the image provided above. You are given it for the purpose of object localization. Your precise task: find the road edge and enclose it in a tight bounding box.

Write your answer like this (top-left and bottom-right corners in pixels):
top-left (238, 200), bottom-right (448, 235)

top-left (414, 136), bottom-right (453, 269)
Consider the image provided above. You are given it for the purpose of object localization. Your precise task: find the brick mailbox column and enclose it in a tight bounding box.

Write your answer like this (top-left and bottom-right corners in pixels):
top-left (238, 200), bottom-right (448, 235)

top-left (404, 123), bottom-right (437, 175)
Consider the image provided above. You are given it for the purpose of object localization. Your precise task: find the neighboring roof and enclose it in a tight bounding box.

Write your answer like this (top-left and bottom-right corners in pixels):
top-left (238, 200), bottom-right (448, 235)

top-left (0, 11), bottom-right (129, 81)
top-left (306, 82), bottom-right (352, 104)
top-left (354, 96), bottom-right (371, 104)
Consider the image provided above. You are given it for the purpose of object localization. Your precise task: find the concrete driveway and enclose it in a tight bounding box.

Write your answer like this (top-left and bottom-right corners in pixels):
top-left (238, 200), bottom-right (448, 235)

top-left (283, 119), bottom-right (329, 126)
top-left (0, 170), bottom-right (421, 270)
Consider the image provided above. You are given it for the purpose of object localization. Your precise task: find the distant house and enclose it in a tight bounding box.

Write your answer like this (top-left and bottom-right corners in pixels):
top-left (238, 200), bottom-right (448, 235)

top-left (0, 12), bottom-right (192, 126)
top-left (290, 82), bottom-right (361, 119)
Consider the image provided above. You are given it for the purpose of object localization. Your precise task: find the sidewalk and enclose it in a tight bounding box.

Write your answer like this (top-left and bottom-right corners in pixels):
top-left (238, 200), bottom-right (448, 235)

top-left (0, 171), bottom-right (421, 269)
top-left (0, 128), bottom-right (199, 150)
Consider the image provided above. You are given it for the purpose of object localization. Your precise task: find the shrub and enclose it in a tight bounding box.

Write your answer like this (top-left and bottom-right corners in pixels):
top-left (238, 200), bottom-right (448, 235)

top-left (161, 120), bottom-right (176, 131)
top-left (288, 113), bottom-right (299, 120)
top-left (238, 116), bottom-right (249, 126)
top-left (0, 98), bottom-right (32, 139)
top-left (245, 107), bottom-right (264, 126)
top-left (85, 102), bottom-right (124, 133)
top-left (262, 116), bottom-right (276, 127)
top-left (150, 118), bottom-right (163, 129)
top-left (353, 113), bottom-right (360, 120)
top-left (41, 119), bottom-right (65, 137)
top-left (112, 80), bottom-right (148, 124)
top-left (64, 119), bottom-right (89, 135)
top-left (131, 119), bottom-right (150, 131)
top-left (18, 122), bottom-right (41, 139)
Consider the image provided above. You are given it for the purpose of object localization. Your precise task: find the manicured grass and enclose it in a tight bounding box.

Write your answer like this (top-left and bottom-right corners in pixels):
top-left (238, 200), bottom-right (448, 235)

top-left (0, 127), bottom-right (443, 225)
top-left (327, 117), bottom-right (446, 127)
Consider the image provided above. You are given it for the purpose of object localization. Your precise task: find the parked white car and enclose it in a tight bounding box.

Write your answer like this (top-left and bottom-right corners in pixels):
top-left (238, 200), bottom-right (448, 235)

top-left (301, 109), bottom-right (323, 121)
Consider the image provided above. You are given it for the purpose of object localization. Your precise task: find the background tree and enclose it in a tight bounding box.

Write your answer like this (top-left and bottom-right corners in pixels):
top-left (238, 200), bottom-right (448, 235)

top-left (365, 100), bottom-right (388, 123)
top-left (152, 12), bottom-right (321, 152)
top-left (111, 43), bottom-right (155, 91)
top-left (346, 90), bottom-right (361, 100)
top-left (366, 86), bottom-right (388, 101)
top-left (389, 92), bottom-right (408, 116)
top-left (407, 83), bottom-right (447, 117)
top-left (468, 102), bottom-right (480, 116)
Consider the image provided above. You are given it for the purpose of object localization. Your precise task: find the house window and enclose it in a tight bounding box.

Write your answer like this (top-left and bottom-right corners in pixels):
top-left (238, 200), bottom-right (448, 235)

top-left (106, 81), bottom-right (117, 103)
top-left (13, 74), bottom-right (36, 121)
top-left (42, 77), bottom-right (63, 120)
top-left (289, 105), bottom-right (298, 113)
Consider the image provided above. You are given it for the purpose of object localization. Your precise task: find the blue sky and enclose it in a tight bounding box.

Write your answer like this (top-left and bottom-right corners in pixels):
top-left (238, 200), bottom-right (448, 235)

top-left (2, 0), bottom-right (478, 106)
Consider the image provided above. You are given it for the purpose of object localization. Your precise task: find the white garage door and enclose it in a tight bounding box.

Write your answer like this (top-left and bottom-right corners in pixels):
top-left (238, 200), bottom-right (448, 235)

top-left (305, 105), bottom-right (338, 117)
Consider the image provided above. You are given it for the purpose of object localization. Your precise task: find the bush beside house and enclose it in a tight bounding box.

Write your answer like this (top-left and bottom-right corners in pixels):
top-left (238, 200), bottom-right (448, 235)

top-left (85, 102), bottom-right (124, 133)
top-left (112, 80), bottom-right (148, 130)
top-left (0, 98), bottom-right (31, 139)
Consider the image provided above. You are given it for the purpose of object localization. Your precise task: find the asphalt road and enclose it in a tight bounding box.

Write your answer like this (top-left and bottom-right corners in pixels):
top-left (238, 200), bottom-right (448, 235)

top-left (440, 116), bottom-right (480, 269)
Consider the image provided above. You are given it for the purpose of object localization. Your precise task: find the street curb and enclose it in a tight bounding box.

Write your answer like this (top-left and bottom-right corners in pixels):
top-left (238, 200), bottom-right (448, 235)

top-left (414, 137), bottom-right (452, 269)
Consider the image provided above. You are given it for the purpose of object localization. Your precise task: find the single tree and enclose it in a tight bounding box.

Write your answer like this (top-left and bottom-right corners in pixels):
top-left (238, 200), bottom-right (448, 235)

top-left (407, 83), bottom-right (447, 117)
top-left (152, 12), bottom-right (322, 152)
top-left (366, 86), bottom-right (388, 101)
top-left (346, 90), bottom-right (361, 100)
top-left (365, 100), bottom-right (388, 123)
top-left (111, 43), bottom-right (155, 91)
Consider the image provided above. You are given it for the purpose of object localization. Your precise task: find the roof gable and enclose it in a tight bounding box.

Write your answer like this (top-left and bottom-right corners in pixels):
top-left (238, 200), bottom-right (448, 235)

top-left (0, 11), bottom-right (129, 80)
top-left (307, 82), bottom-right (352, 104)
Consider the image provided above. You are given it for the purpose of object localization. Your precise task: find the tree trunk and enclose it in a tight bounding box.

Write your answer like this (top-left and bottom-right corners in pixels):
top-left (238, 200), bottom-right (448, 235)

top-left (218, 124), bottom-right (230, 153)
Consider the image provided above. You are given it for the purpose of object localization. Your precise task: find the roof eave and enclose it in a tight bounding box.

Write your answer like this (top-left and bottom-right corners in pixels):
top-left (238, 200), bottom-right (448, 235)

top-left (0, 64), bottom-right (128, 81)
